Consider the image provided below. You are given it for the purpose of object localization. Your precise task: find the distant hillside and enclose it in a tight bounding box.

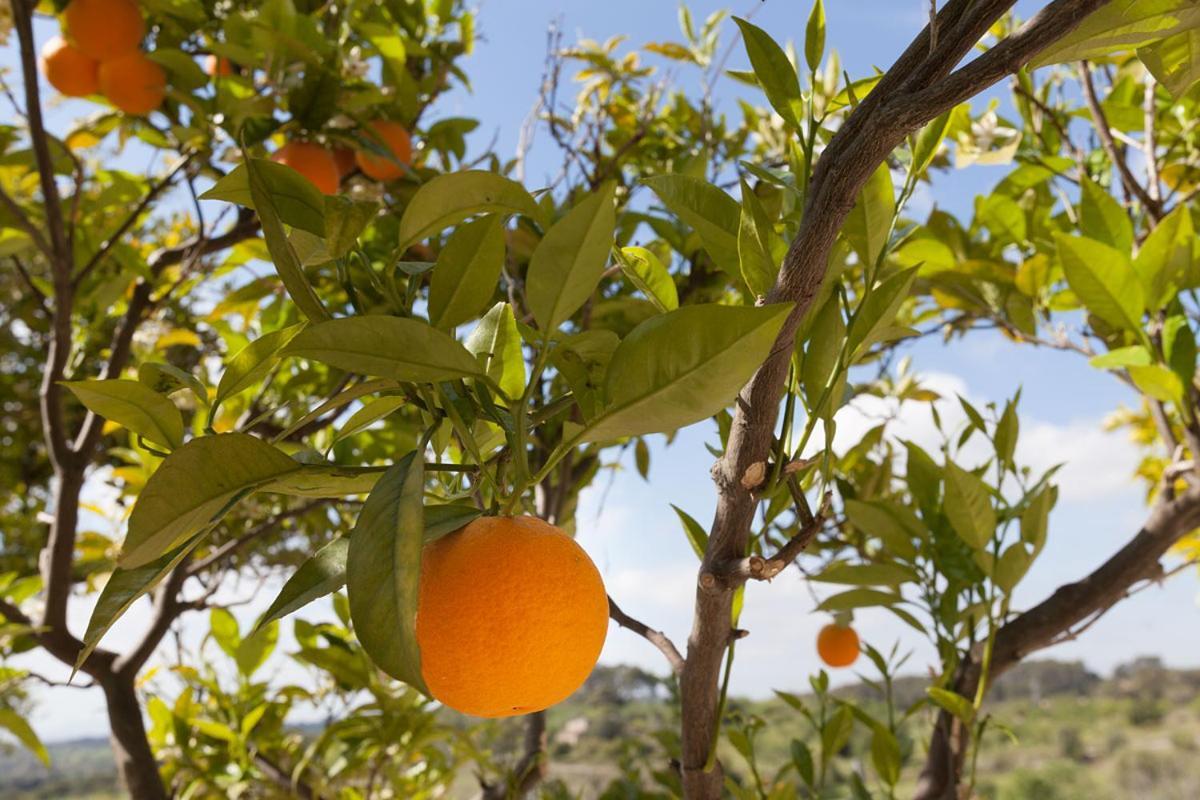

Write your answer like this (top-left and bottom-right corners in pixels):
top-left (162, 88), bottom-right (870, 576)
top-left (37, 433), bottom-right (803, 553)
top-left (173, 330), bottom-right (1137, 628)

top-left (3, 657), bottom-right (1199, 799)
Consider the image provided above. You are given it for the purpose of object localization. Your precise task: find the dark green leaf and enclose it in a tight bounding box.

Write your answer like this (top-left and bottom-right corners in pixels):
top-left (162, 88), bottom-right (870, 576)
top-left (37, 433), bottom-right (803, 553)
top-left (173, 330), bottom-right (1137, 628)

top-left (734, 17), bottom-right (804, 128)
top-left (200, 160), bottom-right (325, 237)
top-left (430, 215), bottom-right (506, 330)
top-left (282, 316), bottom-right (483, 383)
top-left (346, 452), bottom-right (429, 693)
top-left (214, 323), bottom-right (305, 410)
top-left (671, 504), bottom-right (709, 560)
top-left (257, 538), bottom-right (349, 630)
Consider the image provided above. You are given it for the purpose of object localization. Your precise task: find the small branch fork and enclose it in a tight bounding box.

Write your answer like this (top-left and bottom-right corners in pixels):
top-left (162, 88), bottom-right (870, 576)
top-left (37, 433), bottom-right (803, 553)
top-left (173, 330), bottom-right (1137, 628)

top-left (703, 492), bottom-right (832, 589)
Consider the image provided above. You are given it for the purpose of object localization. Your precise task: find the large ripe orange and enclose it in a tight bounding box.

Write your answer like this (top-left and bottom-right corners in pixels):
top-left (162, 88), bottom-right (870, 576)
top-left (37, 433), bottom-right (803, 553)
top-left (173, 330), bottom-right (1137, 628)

top-left (98, 52), bottom-right (165, 115)
top-left (816, 623), bottom-right (860, 668)
top-left (272, 141), bottom-right (340, 195)
top-left (355, 120), bottom-right (412, 181)
top-left (416, 515), bottom-right (609, 718)
top-left (39, 35), bottom-right (99, 97)
top-left (331, 146), bottom-right (356, 177)
top-left (64, 0), bottom-right (145, 61)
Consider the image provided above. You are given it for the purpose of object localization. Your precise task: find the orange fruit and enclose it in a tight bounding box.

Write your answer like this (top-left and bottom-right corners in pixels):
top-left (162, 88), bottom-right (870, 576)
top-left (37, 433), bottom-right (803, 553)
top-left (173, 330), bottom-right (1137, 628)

top-left (355, 120), bottom-right (412, 181)
top-left (39, 35), bottom-right (99, 97)
top-left (331, 146), bottom-right (356, 177)
top-left (64, 0), bottom-right (145, 61)
top-left (416, 515), bottom-right (609, 718)
top-left (816, 623), bottom-right (860, 668)
top-left (98, 52), bottom-right (166, 115)
top-left (272, 141), bottom-right (340, 195)
top-left (205, 55), bottom-right (233, 77)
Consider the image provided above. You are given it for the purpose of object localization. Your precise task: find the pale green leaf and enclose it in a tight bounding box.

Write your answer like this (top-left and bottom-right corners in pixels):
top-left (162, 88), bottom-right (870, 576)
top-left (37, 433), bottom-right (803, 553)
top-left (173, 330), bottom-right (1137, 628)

top-left (527, 183), bottom-right (617, 331)
top-left (214, 323), bottom-right (305, 410)
top-left (734, 17), bottom-right (804, 128)
top-left (63, 379), bottom-right (184, 449)
top-left (582, 303), bottom-right (793, 442)
top-left (282, 316), bottom-right (483, 383)
top-left (396, 171), bottom-right (541, 248)
top-left (643, 174), bottom-right (742, 279)
top-left (671, 504), bottom-right (709, 560)
top-left (616, 246), bottom-right (679, 312)
top-left (0, 709), bottom-right (49, 766)
top-left (943, 462), bottom-right (995, 549)
top-left (1056, 233), bottom-right (1143, 332)
top-left (120, 434), bottom-right (300, 568)
top-left (200, 160), bottom-right (325, 236)
top-left (465, 302), bottom-right (526, 400)
top-left (1079, 175), bottom-right (1133, 254)
top-left (1033, 0), bottom-right (1200, 67)
top-left (429, 215), bottom-right (506, 330)
top-left (844, 162), bottom-right (894, 267)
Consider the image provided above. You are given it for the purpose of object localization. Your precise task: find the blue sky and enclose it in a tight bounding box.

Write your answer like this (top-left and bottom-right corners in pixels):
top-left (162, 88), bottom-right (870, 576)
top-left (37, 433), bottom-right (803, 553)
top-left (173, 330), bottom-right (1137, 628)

top-left (4, 1), bottom-right (1198, 743)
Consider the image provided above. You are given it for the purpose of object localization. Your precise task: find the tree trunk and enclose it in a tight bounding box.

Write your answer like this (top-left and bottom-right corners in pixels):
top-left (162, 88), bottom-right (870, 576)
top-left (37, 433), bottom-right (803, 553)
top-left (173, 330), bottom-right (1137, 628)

top-left (100, 674), bottom-right (168, 800)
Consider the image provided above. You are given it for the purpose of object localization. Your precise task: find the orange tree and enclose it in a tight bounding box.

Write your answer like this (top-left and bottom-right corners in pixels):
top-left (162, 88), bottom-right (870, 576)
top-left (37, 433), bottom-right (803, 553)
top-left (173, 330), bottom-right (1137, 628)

top-left (3, 1), bottom-right (1200, 799)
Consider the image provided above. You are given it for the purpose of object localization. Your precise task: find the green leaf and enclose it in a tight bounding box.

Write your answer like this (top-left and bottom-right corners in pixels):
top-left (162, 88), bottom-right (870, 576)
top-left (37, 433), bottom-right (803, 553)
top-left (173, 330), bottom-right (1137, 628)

top-left (465, 302), bottom-right (526, 400)
top-left (643, 174), bottom-right (742, 279)
top-left (582, 303), bottom-right (793, 442)
top-left (209, 607), bottom-right (240, 658)
top-left (847, 267), bottom-right (918, 357)
top-left (236, 620), bottom-right (278, 677)
top-left (912, 109), bottom-right (953, 176)
top-left (943, 462), bottom-right (996, 549)
top-left (257, 538), bottom-right (348, 630)
top-left (200, 160), bottom-right (325, 237)
top-left (1089, 345), bottom-right (1152, 369)
top-left (282, 316), bottom-right (483, 383)
top-left (1135, 205), bottom-right (1194, 310)
top-left (79, 535), bottom-right (205, 670)
top-left (1032, 0), bottom-right (1200, 67)
top-left (671, 504), bottom-right (709, 560)
top-left (548, 330), bottom-right (619, 420)
top-left (978, 194), bottom-right (1026, 244)
top-left (1139, 28), bottom-right (1200, 97)
top-left (429, 215), bottom-right (506, 330)
top-left (423, 503), bottom-right (483, 542)
top-left (1056, 233), bottom-right (1143, 332)
top-left (333, 396), bottom-right (407, 445)
top-left (1020, 486), bottom-right (1053, 555)
top-left (63, 379), bottom-right (184, 449)
top-left (801, 295), bottom-right (846, 417)
top-left (927, 687), bottom-right (975, 723)
top-left (214, 323), bottom-right (305, 411)
top-left (1079, 176), bottom-right (1133, 254)
top-left (245, 156), bottom-right (331, 323)
top-left (994, 400), bottom-right (1019, 466)
top-left (733, 17), bottom-right (804, 129)
top-left (616, 246), bottom-right (679, 312)
top-left (842, 499), bottom-right (919, 561)
top-left (817, 588), bottom-right (900, 611)
top-left (1164, 315), bottom-right (1196, 384)
top-left (119, 434), bottom-right (300, 568)
top-left (396, 170), bottom-right (541, 248)
top-left (871, 727), bottom-right (902, 787)
top-left (0, 709), bottom-right (49, 766)
top-left (737, 178), bottom-right (779, 297)
top-left (993, 543), bottom-right (1032, 594)
top-left (527, 183), bottom-right (617, 331)
top-left (324, 195), bottom-right (379, 259)
top-left (137, 362), bottom-right (207, 407)
top-left (791, 739), bottom-right (815, 787)
top-left (346, 452), bottom-right (429, 693)
top-left (263, 464), bottom-right (384, 497)
top-left (804, 0), bottom-right (826, 72)
top-left (1128, 364), bottom-right (1185, 403)
top-left (811, 562), bottom-right (917, 586)
top-left (844, 163), bottom-right (894, 268)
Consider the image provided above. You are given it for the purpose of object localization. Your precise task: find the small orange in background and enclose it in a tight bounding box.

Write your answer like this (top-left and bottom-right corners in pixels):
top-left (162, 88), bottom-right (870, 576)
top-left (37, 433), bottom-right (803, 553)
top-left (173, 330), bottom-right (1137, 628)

top-left (40, 35), bottom-right (99, 97)
top-left (205, 55), bottom-right (233, 78)
top-left (272, 141), bottom-right (340, 195)
top-left (355, 120), bottom-right (412, 181)
top-left (416, 515), bottom-right (609, 718)
top-left (331, 146), bottom-right (356, 177)
top-left (816, 622), bottom-right (860, 668)
top-left (98, 52), bottom-right (166, 115)
top-left (64, 0), bottom-right (145, 61)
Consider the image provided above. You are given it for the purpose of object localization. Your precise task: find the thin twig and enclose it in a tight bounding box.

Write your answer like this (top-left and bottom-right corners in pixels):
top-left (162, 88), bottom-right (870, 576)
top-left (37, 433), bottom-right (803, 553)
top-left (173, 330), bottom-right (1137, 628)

top-left (608, 595), bottom-right (686, 675)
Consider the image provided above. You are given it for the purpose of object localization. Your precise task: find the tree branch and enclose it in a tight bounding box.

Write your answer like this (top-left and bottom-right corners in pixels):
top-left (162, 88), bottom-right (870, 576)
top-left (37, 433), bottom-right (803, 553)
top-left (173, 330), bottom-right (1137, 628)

top-left (608, 595), bottom-right (685, 675)
top-left (705, 492), bottom-right (831, 587)
top-left (1079, 60), bottom-right (1163, 222)
top-left (680, 2), bottom-right (1112, 794)
top-left (0, 184), bottom-right (54, 258)
top-left (914, 485), bottom-right (1200, 799)
top-left (73, 153), bottom-right (195, 288)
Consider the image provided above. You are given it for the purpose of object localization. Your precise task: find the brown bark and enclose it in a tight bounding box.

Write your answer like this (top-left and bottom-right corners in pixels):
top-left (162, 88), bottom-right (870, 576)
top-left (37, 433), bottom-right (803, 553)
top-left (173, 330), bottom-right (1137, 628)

top-left (100, 674), bottom-right (169, 800)
top-left (678, 2), bottom-right (1108, 796)
top-left (914, 485), bottom-right (1200, 799)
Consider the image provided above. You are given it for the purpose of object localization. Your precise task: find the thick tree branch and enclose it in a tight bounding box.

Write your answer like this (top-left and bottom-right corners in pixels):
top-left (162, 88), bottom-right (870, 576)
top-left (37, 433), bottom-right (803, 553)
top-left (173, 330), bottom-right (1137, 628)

top-left (914, 485), bottom-right (1200, 799)
top-left (608, 595), bottom-right (685, 675)
top-left (1079, 60), bottom-right (1163, 222)
top-left (680, 2), bottom-right (1111, 796)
